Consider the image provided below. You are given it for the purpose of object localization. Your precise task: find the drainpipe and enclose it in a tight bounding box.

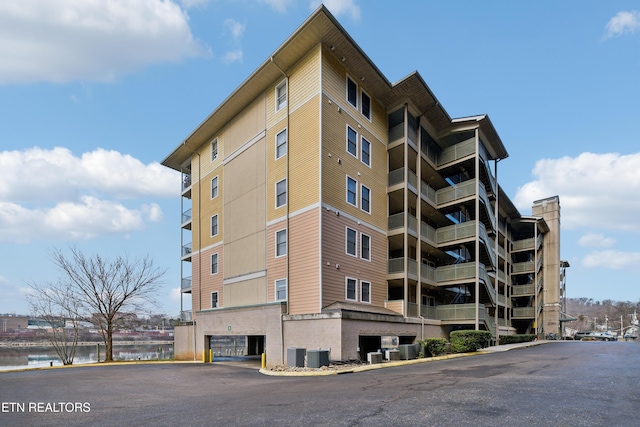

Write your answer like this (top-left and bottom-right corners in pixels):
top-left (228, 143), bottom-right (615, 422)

top-left (494, 158), bottom-right (500, 345)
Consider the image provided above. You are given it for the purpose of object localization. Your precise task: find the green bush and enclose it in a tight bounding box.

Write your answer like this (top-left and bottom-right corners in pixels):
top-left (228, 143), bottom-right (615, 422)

top-left (421, 338), bottom-right (448, 357)
top-left (450, 330), bottom-right (492, 353)
top-left (498, 334), bottom-right (536, 344)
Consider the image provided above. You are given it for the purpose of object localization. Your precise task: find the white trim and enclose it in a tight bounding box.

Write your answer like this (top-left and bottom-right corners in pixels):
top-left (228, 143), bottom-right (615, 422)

top-left (345, 226), bottom-right (357, 257)
top-left (360, 89), bottom-right (372, 122)
top-left (211, 291), bottom-right (219, 308)
top-left (210, 252), bottom-right (219, 275)
top-left (360, 280), bottom-right (371, 304)
top-left (192, 240), bottom-right (223, 256)
top-left (321, 203), bottom-right (386, 235)
top-left (346, 175), bottom-right (357, 207)
top-left (346, 74), bottom-right (358, 109)
top-left (345, 276), bottom-right (358, 302)
top-left (346, 124), bottom-right (358, 159)
top-left (275, 278), bottom-right (287, 301)
top-left (266, 203), bottom-right (321, 228)
top-left (275, 127), bottom-right (287, 160)
top-left (360, 183), bottom-right (371, 214)
top-left (210, 175), bottom-right (219, 199)
top-left (275, 178), bottom-right (287, 209)
top-left (223, 130), bottom-right (266, 165)
top-left (210, 138), bottom-right (219, 162)
top-left (223, 270), bottom-right (266, 285)
top-left (275, 79), bottom-right (287, 112)
top-left (275, 228), bottom-right (287, 258)
top-left (210, 214), bottom-right (219, 237)
top-left (360, 232), bottom-right (371, 262)
top-left (360, 136), bottom-right (371, 168)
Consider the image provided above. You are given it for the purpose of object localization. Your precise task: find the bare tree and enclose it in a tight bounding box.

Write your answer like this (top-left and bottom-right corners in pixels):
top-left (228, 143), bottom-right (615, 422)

top-left (31, 247), bottom-right (165, 362)
top-left (27, 285), bottom-right (81, 365)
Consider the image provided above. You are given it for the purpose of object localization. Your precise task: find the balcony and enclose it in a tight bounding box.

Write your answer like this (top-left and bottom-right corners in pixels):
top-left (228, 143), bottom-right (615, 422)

top-left (437, 137), bottom-right (475, 168)
top-left (420, 221), bottom-right (436, 243)
top-left (181, 208), bottom-right (192, 230)
top-left (512, 307), bottom-right (535, 318)
top-left (512, 284), bottom-right (535, 296)
top-left (435, 179), bottom-right (476, 206)
top-left (181, 276), bottom-right (192, 292)
top-left (388, 213), bottom-right (418, 236)
top-left (387, 257), bottom-right (418, 279)
top-left (181, 242), bottom-right (192, 260)
top-left (513, 238), bottom-right (535, 252)
top-left (420, 263), bottom-right (436, 283)
top-left (512, 261), bottom-right (534, 274)
top-left (180, 310), bottom-right (193, 322)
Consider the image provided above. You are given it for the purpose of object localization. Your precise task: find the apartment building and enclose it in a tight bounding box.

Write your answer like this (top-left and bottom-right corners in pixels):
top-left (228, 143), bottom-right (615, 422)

top-left (161, 6), bottom-right (562, 365)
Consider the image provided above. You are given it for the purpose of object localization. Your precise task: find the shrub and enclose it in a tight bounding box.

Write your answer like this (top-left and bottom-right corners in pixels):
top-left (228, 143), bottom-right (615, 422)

top-left (450, 330), bottom-right (492, 353)
top-left (498, 334), bottom-right (536, 345)
top-left (421, 338), bottom-right (448, 357)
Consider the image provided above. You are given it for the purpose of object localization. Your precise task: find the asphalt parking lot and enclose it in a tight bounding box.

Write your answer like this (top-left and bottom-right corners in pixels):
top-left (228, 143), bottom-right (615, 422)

top-left (1, 341), bottom-right (638, 427)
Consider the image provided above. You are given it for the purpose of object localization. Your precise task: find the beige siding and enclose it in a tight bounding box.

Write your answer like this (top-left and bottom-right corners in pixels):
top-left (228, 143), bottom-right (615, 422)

top-left (224, 96), bottom-right (266, 155)
top-left (321, 93), bottom-right (387, 230)
top-left (201, 134), bottom-right (224, 178)
top-left (224, 277), bottom-right (267, 307)
top-left (321, 47), bottom-right (387, 144)
top-left (288, 208), bottom-right (320, 315)
top-left (321, 208), bottom-right (387, 308)
top-left (223, 138), bottom-right (267, 279)
top-left (289, 95), bottom-right (320, 213)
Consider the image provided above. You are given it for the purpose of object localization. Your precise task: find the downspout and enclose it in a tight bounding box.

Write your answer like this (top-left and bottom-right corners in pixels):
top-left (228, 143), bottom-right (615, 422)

top-left (271, 56), bottom-right (290, 365)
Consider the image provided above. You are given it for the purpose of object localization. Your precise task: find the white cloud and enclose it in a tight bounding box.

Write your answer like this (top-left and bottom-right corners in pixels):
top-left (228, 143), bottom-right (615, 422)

top-left (260, 0), bottom-right (294, 14)
top-left (0, 197), bottom-right (161, 243)
top-left (222, 50), bottom-right (243, 64)
top-left (170, 287), bottom-right (182, 303)
top-left (224, 18), bottom-right (245, 41)
top-left (309, 0), bottom-right (360, 20)
top-left (514, 152), bottom-right (640, 231)
top-left (605, 10), bottom-right (640, 39)
top-left (0, 0), bottom-right (210, 84)
top-left (583, 250), bottom-right (640, 271)
top-left (0, 147), bottom-right (179, 243)
top-left (578, 233), bottom-right (616, 248)
top-left (180, 0), bottom-right (209, 9)
top-left (0, 147), bottom-right (180, 203)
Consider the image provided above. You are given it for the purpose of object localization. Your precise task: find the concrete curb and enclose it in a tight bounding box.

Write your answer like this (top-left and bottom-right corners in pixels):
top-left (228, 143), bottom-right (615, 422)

top-left (259, 340), bottom-right (550, 377)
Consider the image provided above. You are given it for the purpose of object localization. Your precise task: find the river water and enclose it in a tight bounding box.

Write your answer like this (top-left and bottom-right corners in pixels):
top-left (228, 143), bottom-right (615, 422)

top-left (0, 343), bottom-right (174, 371)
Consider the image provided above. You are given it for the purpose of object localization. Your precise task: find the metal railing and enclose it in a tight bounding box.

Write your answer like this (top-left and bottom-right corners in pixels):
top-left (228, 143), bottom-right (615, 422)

top-left (180, 311), bottom-right (193, 322)
top-left (181, 243), bottom-right (192, 257)
top-left (181, 208), bottom-right (192, 224)
top-left (512, 284), bottom-right (535, 296)
top-left (513, 307), bottom-right (535, 318)
top-left (437, 137), bottom-right (476, 167)
top-left (512, 261), bottom-right (534, 274)
top-left (181, 276), bottom-right (192, 290)
top-left (435, 179), bottom-right (476, 206)
top-left (513, 238), bottom-right (535, 252)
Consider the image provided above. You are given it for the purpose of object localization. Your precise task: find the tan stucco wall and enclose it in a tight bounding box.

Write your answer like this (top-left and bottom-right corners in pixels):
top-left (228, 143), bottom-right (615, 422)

top-left (173, 324), bottom-right (195, 360)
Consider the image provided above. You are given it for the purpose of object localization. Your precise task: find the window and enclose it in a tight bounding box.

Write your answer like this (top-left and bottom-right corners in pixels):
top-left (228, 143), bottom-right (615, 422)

top-left (346, 277), bottom-right (357, 301)
top-left (347, 126), bottom-right (357, 157)
top-left (361, 91), bottom-right (371, 120)
top-left (361, 137), bottom-right (371, 167)
top-left (361, 233), bottom-right (371, 261)
top-left (276, 229), bottom-right (287, 257)
top-left (347, 176), bottom-right (357, 206)
top-left (276, 129), bottom-right (287, 159)
top-left (361, 281), bottom-right (371, 303)
top-left (211, 253), bottom-right (218, 274)
top-left (276, 179), bottom-right (287, 208)
top-left (346, 227), bottom-right (357, 257)
top-left (211, 214), bottom-right (218, 237)
top-left (211, 176), bottom-right (218, 199)
top-left (347, 76), bottom-right (357, 108)
top-left (211, 291), bottom-right (219, 308)
top-left (275, 278), bottom-right (287, 301)
top-left (361, 185), bottom-right (371, 214)
top-left (276, 80), bottom-right (287, 111)
top-left (211, 138), bottom-right (218, 161)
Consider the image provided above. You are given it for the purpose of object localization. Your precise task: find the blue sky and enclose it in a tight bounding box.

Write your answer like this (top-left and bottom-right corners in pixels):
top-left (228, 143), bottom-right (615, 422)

top-left (1, 0), bottom-right (640, 317)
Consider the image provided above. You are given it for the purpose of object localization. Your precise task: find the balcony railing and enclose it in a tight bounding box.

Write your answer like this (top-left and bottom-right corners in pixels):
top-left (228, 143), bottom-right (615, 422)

top-left (512, 284), bottom-right (535, 296)
top-left (436, 179), bottom-right (476, 206)
top-left (387, 258), bottom-right (417, 277)
top-left (420, 179), bottom-right (437, 205)
top-left (182, 243), bottom-right (192, 257)
top-left (420, 221), bottom-right (436, 243)
top-left (512, 261), bottom-right (534, 274)
top-left (513, 307), bottom-right (535, 318)
top-left (437, 137), bottom-right (475, 167)
top-left (182, 174), bottom-right (192, 192)
top-left (513, 238), bottom-right (535, 252)
top-left (181, 276), bottom-right (192, 290)
top-left (180, 310), bottom-right (193, 322)
top-left (181, 208), bottom-right (192, 224)
top-left (388, 168), bottom-right (404, 187)
top-left (420, 263), bottom-right (436, 282)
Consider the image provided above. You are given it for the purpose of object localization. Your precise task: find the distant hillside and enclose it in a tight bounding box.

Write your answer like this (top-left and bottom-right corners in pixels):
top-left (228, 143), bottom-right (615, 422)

top-left (566, 298), bottom-right (640, 333)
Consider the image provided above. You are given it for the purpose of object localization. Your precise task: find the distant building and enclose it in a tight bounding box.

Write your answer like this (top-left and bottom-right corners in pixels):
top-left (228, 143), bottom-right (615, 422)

top-left (0, 315), bottom-right (29, 332)
top-left (162, 6), bottom-right (562, 365)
